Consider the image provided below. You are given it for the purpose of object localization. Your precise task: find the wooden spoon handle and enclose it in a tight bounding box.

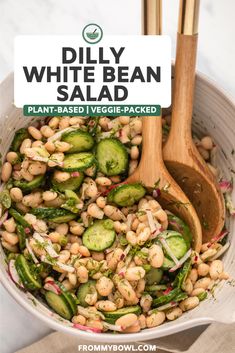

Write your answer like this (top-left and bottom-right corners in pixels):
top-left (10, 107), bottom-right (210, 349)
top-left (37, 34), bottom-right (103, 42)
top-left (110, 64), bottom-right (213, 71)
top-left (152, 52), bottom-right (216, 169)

top-left (169, 33), bottom-right (198, 143)
top-left (139, 116), bottom-right (164, 169)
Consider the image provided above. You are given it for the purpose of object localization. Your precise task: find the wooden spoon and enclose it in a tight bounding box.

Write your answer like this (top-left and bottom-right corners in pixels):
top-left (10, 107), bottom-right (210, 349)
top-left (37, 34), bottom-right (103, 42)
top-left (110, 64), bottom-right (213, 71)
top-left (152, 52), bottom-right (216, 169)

top-left (127, 0), bottom-right (202, 252)
top-left (163, 0), bottom-right (225, 242)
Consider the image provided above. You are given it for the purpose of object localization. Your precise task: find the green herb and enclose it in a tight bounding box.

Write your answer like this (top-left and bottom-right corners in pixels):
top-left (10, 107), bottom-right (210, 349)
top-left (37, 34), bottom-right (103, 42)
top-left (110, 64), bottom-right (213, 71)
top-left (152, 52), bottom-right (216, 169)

top-left (119, 236), bottom-right (128, 246)
top-left (105, 160), bottom-right (118, 173)
top-left (154, 178), bottom-right (161, 188)
top-left (162, 183), bottom-right (171, 193)
top-left (0, 189), bottom-right (12, 209)
top-left (44, 254), bottom-right (57, 265)
top-left (173, 259), bottom-right (192, 289)
top-left (142, 264), bottom-right (151, 272)
top-left (197, 291), bottom-right (207, 301)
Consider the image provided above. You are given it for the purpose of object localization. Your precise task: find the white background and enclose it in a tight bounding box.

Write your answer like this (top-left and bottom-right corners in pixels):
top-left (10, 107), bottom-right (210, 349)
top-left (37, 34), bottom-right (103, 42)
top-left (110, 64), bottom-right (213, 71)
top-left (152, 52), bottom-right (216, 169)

top-left (14, 35), bottom-right (171, 107)
top-left (0, 1), bottom-right (235, 353)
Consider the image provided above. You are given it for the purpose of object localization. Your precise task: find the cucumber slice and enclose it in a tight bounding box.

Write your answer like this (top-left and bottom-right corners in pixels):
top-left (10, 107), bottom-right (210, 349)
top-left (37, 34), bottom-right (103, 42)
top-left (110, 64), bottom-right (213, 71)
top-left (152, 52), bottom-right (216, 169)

top-left (51, 173), bottom-right (84, 192)
top-left (15, 255), bottom-right (42, 290)
top-left (45, 291), bottom-right (73, 320)
top-left (165, 236), bottom-right (188, 259)
top-left (10, 128), bottom-right (30, 152)
top-left (159, 230), bottom-right (188, 259)
top-left (16, 224), bottom-right (26, 251)
top-left (60, 152), bottom-right (95, 172)
top-left (161, 256), bottom-right (175, 270)
top-left (168, 214), bottom-right (192, 249)
top-left (55, 282), bottom-right (77, 315)
top-left (82, 219), bottom-right (116, 251)
top-left (152, 288), bottom-right (181, 307)
top-left (108, 183), bottom-right (146, 207)
top-left (96, 138), bottom-right (128, 176)
top-left (61, 129), bottom-right (94, 153)
top-left (146, 268), bottom-right (163, 285)
top-left (9, 208), bottom-right (30, 228)
top-left (104, 306), bottom-right (141, 324)
top-left (31, 207), bottom-right (76, 223)
top-left (77, 280), bottom-right (96, 307)
top-left (173, 259), bottom-right (191, 289)
top-left (51, 214), bottom-right (77, 223)
top-left (13, 175), bottom-right (44, 192)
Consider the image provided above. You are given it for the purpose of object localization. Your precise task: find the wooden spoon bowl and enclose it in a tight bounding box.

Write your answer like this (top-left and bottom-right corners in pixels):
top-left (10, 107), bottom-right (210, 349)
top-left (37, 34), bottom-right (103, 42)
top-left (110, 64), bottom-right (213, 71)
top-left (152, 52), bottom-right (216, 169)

top-left (127, 116), bottom-right (202, 252)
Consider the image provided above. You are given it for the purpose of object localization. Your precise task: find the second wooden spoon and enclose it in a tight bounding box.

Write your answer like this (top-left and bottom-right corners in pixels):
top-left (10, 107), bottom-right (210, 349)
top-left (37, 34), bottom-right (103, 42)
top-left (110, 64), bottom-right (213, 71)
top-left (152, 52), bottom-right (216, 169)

top-left (127, 0), bottom-right (202, 252)
top-left (163, 0), bottom-right (225, 242)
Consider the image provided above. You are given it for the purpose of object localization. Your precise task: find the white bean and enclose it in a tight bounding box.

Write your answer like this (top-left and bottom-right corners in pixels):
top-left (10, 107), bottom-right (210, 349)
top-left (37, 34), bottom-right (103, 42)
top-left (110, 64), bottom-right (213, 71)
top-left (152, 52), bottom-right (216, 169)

top-left (129, 160), bottom-right (138, 175)
top-left (209, 260), bottom-right (223, 280)
top-left (166, 307), bottom-right (183, 321)
top-left (21, 169), bottom-right (34, 182)
top-left (201, 136), bottom-right (213, 150)
top-left (54, 171), bottom-right (70, 182)
top-left (188, 269), bottom-right (198, 283)
top-left (125, 266), bottom-right (145, 281)
top-left (3, 218), bottom-right (16, 233)
top-left (131, 135), bottom-right (142, 145)
top-left (40, 125), bottom-right (54, 138)
top-left (179, 297), bottom-right (199, 311)
top-left (96, 276), bottom-right (114, 296)
top-left (190, 288), bottom-right (205, 297)
top-left (96, 196), bottom-right (106, 209)
top-left (28, 162), bottom-right (47, 175)
top-left (148, 244), bottom-right (164, 268)
top-left (70, 223), bottom-right (85, 236)
top-left (95, 177), bottom-right (112, 186)
top-left (22, 192), bottom-right (42, 208)
top-left (182, 278), bottom-right (193, 295)
top-left (58, 250), bottom-right (70, 263)
top-left (56, 223), bottom-right (68, 236)
top-left (95, 300), bottom-right (116, 312)
top-left (49, 117), bottom-right (60, 129)
top-left (54, 141), bottom-right (71, 152)
top-left (130, 146), bottom-right (139, 160)
top-left (126, 231), bottom-right (137, 246)
top-left (197, 263), bottom-right (210, 277)
top-left (42, 190), bottom-right (57, 202)
top-left (1, 231), bottom-right (19, 245)
top-left (194, 277), bottom-right (211, 290)
top-left (76, 266), bottom-right (88, 283)
top-left (20, 139), bottom-right (32, 154)
top-left (72, 315), bottom-right (86, 325)
top-left (44, 141), bottom-right (56, 153)
top-left (119, 116), bottom-right (130, 125)
top-left (137, 227), bottom-right (151, 245)
top-left (117, 279), bottom-right (137, 302)
top-left (28, 126), bottom-right (42, 140)
top-left (115, 314), bottom-right (138, 328)
top-left (103, 205), bottom-right (124, 221)
top-left (87, 203), bottom-right (104, 219)
top-left (6, 152), bottom-right (18, 164)
top-left (10, 187), bottom-right (23, 202)
top-left (1, 162), bottom-right (12, 182)
top-left (140, 294), bottom-right (152, 312)
top-left (146, 312), bottom-right (165, 328)
top-left (59, 117), bottom-right (70, 129)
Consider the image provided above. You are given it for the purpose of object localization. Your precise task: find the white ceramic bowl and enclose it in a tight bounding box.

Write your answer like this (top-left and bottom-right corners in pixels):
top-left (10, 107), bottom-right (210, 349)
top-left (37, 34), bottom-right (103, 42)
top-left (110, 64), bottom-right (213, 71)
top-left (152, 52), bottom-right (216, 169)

top-left (0, 73), bottom-right (234, 343)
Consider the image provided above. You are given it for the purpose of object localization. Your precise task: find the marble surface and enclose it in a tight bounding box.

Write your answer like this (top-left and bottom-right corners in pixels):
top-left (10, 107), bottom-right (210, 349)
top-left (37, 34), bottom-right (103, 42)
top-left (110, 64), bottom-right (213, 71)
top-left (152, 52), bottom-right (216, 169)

top-left (0, 1), bottom-right (234, 353)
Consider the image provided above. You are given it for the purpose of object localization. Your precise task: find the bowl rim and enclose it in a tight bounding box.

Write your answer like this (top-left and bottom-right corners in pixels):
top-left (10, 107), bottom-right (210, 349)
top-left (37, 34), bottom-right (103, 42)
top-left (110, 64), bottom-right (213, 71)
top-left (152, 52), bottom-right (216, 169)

top-left (0, 70), bottom-right (234, 342)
